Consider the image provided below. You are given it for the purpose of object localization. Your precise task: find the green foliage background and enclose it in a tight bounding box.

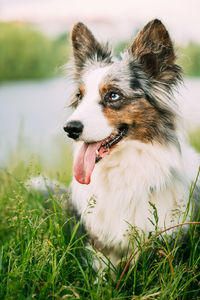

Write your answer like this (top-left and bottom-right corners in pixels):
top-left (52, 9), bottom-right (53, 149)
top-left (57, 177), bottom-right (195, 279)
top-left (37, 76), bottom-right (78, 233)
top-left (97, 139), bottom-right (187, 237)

top-left (0, 22), bottom-right (70, 81)
top-left (114, 40), bottom-right (200, 78)
top-left (178, 42), bottom-right (200, 77)
top-left (1, 22), bottom-right (200, 81)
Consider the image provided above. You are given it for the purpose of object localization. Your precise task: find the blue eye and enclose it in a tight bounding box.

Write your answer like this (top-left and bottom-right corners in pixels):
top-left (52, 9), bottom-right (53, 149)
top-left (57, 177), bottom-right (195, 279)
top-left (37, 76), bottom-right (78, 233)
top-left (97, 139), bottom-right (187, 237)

top-left (109, 93), bottom-right (120, 101)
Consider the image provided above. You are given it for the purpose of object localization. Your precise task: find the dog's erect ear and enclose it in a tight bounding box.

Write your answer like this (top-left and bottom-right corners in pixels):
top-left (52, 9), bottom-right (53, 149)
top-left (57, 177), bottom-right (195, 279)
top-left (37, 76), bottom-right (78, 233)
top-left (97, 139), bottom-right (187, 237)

top-left (130, 19), bottom-right (181, 82)
top-left (71, 23), bottom-right (111, 73)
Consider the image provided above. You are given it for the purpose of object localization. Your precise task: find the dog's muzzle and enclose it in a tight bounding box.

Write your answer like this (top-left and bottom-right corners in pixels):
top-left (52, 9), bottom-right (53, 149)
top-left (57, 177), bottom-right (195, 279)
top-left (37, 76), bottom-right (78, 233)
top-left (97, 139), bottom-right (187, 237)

top-left (63, 120), bottom-right (84, 140)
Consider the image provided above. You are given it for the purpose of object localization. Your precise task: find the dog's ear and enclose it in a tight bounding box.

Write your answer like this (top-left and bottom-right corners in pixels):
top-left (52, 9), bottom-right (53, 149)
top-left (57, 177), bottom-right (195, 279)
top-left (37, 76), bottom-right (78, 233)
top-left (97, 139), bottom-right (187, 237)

top-left (71, 23), bottom-right (111, 73)
top-left (130, 19), bottom-right (181, 82)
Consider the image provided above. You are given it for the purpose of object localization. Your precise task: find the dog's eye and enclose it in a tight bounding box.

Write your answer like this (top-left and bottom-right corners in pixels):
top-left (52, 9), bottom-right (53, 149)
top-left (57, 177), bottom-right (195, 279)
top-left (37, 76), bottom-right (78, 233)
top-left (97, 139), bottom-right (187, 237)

top-left (103, 90), bottom-right (122, 104)
top-left (69, 90), bottom-right (83, 108)
top-left (110, 93), bottom-right (119, 101)
top-left (109, 92), bottom-right (120, 101)
top-left (76, 91), bottom-right (82, 101)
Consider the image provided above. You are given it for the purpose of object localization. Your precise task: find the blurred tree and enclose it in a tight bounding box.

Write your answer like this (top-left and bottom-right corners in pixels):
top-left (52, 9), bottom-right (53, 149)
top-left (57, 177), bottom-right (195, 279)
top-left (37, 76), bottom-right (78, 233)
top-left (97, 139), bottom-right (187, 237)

top-left (115, 39), bottom-right (200, 78)
top-left (178, 42), bottom-right (200, 77)
top-left (114, 40), bottom-right (129, 57)
top-left (53, 32), bottom-right (71, 72)
top-left (0, 22), bottom-right (70, 81)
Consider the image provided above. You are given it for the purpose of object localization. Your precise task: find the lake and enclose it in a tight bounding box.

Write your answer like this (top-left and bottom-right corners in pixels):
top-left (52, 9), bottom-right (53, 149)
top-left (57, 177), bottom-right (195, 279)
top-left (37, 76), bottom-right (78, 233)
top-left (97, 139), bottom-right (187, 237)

top-left (0, 77), bottom-right (72, 166)
top-left (0, 77), bottom-right (200, 166)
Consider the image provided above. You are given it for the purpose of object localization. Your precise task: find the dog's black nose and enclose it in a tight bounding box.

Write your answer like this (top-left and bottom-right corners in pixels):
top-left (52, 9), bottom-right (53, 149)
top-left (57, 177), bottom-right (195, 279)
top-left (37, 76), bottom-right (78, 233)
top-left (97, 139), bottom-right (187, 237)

top-left (63, 120), bottom-right (84, 140)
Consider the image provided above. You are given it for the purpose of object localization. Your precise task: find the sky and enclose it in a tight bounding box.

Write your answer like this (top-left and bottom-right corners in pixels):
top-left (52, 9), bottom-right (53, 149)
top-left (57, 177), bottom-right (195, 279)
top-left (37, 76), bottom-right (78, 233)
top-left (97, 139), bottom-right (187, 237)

top-left (0, 0), bottom-right (200, 43)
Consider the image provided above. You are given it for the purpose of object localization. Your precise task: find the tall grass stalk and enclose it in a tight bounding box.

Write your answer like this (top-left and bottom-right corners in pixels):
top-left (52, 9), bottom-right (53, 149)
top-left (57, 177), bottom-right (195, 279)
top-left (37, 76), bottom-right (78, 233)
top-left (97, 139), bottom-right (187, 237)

top-left (0, 132), bottom-right (200, 299)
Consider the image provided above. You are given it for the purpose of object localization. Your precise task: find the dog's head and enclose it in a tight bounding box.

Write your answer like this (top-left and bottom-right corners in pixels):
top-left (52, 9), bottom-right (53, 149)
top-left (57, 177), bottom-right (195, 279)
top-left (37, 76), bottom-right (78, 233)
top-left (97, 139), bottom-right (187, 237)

top-left (64, 19), bottom-right (182, 184)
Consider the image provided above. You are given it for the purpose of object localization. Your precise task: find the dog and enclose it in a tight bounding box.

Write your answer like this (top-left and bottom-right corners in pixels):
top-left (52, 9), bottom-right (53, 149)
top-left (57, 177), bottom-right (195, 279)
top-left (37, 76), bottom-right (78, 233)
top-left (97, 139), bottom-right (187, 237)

top-left (62, 19), bottom-right (200, 269)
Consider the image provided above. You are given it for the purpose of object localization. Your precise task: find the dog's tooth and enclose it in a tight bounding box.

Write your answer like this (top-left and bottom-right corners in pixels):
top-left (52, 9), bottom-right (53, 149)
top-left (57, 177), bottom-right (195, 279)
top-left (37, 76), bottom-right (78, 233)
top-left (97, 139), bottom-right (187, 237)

top-left (95, 150), bottom-right (99, 156)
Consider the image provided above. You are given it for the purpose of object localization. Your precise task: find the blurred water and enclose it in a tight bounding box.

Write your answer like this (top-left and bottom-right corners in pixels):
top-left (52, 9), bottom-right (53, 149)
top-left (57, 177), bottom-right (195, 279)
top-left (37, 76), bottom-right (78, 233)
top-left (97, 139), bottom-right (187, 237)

top-left (0, 77), bottom-right (71, 166)
top-left (0, 77), bottom-right (200, 166)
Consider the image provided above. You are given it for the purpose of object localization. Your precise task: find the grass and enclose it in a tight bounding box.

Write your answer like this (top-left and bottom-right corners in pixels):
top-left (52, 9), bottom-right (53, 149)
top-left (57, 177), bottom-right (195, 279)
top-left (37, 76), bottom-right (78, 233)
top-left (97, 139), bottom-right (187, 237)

top-left (0, 133), bottom-right (200, 299)
top-left (189, 127), bottom-right (200, 153)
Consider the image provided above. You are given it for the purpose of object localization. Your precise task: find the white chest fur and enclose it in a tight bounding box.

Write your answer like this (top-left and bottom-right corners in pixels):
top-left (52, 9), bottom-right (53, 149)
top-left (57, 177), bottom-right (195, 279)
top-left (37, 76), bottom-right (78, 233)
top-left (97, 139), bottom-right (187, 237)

top-left (71, 140), bottom-right (199, 252)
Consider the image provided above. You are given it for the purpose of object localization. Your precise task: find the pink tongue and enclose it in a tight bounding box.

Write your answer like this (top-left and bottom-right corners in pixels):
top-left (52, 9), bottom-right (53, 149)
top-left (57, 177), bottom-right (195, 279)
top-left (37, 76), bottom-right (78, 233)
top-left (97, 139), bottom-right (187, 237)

top-left (74, 142), bottom-right (102, 185)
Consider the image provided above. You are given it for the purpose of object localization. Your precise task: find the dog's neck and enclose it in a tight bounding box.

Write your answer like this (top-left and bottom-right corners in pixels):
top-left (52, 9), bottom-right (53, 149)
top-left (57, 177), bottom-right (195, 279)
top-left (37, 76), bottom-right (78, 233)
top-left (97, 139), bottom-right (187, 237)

top-left (91, 139), bottom-right (185, 195)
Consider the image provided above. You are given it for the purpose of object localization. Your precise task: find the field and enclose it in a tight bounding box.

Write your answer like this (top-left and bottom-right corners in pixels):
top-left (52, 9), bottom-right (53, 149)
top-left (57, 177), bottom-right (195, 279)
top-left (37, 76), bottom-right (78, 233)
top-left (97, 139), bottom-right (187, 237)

top-left (1, 21), bottom-right (200, 300)
top-left (0, 130), bottom-right (200, 300)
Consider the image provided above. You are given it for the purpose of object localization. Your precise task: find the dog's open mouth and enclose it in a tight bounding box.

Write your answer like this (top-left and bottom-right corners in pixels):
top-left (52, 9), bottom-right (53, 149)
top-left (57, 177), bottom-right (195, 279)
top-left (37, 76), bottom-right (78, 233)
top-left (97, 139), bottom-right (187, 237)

top-left (74, 124), bottom-right (128, 184)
